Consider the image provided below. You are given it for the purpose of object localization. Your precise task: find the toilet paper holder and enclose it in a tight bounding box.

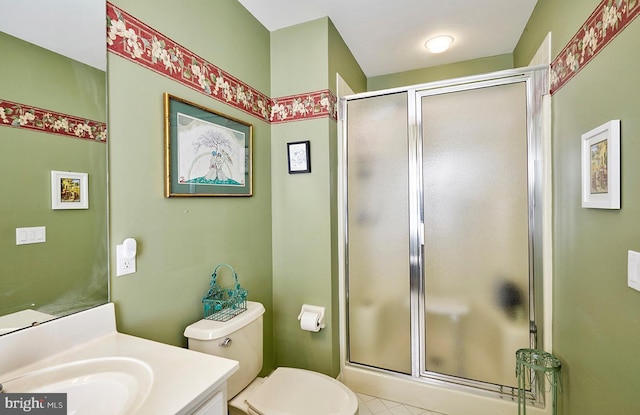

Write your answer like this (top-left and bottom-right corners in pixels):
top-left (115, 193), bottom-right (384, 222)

top-left (297, 304), bottom-right (326, 330)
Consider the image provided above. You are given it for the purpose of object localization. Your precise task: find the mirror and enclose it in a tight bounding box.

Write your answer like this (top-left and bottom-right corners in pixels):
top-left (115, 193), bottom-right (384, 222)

top-left (0, 0), bottom-right (108, 334)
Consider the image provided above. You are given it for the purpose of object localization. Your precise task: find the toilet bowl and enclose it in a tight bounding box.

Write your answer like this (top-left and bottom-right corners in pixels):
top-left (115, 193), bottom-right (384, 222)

top-left (184, 301), bottom-right (358, 415)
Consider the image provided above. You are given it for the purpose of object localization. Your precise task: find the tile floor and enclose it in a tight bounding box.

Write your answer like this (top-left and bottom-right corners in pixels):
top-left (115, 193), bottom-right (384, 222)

top-left (357, 393), bottom-right (446, 415)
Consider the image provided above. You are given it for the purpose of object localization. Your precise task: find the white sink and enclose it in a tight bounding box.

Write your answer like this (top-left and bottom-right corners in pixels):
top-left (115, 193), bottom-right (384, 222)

top-left (0, 304), bottom-right (238, 415)
top-left (1, 357), bottom-right (153, 415)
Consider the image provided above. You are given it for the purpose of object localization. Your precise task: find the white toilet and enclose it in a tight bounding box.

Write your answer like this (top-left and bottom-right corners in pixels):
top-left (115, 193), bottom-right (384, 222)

top-left (184, 301), bottom-right (358, 415)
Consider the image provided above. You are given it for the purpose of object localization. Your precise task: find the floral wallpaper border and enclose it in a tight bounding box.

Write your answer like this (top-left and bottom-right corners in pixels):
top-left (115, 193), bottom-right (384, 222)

top-left (11, 2), bottom-right (633, 140)
top-left (270, 90), bottom-right (338, 124)
top-left (107, 1), bottom-right (640, 117)
top-left (0, 99), bottom-right (107, 142)
top-left (551, 0), bottom-right (639, 94)
top-left (106, 3), bottom-right (336, 124)
top-left (4, 0), bottom-right (629, 142)
top-left (107, 3), bottom-right (272, 121)
top-left (107, 3), bottom-right (336, 124)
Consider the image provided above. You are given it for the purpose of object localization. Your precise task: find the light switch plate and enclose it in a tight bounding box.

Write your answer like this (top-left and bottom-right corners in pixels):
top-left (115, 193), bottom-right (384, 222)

top-left (627, 250), bottom-right (640, 292)
top-left (16, 226), bottom-right (46, 245)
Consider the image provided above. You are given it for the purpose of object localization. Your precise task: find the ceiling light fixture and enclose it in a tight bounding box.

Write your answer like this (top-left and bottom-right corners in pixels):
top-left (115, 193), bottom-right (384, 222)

top-left (425, 35), bottom-right (454, 53)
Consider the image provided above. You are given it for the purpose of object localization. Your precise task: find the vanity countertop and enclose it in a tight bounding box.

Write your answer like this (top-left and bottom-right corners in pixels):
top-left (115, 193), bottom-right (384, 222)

top-left (0, 303), bottom-right (238, 415)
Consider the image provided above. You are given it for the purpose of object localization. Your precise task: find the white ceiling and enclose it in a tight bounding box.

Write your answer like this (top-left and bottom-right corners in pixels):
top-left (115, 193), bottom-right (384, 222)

top-left (0, 1), bottom-right (538, 78)
top-left (238, 0), bottom-right (539, 77)
top-left (0, 0), bottom-right (106, 71)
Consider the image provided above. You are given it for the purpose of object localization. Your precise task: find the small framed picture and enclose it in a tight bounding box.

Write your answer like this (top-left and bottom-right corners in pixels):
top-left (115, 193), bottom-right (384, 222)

top-left (51, 170), bottom-right (89, 210)
top-left (287, 140), bottom-right (311, 174)
top-left (581, 120), bottom-right (620, 209)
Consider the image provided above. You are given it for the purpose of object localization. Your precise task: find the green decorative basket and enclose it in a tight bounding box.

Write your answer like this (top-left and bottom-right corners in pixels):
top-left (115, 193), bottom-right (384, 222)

top-left (516, 348), bottom-right (562, 415)
top-left (202, 264), bottom-right (248, 322)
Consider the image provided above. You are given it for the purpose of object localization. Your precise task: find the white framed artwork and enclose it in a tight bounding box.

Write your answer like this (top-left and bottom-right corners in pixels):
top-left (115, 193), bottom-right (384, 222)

top-left (51, 170), bottom-right (89, 210)
top-left (581, 120), bottom-right (620, 209)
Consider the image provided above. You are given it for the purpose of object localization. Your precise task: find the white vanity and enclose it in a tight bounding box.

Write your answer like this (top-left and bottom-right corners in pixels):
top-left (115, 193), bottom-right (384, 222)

top-left (0, 304), bottom-right (238, 415)
top-left (0, 309), bottom-right (55, 335)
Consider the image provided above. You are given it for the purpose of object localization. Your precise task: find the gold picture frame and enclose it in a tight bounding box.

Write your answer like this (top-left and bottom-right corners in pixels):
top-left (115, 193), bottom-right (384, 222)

top-left (163, 93), bottom-right (253, 197)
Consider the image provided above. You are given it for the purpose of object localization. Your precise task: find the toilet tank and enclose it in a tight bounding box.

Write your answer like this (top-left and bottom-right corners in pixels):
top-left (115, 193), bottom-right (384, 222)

top-left (184, 301), bottom-right (265, 399)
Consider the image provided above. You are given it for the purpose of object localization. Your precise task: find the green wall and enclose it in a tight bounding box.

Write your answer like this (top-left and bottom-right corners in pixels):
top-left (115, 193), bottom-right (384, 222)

top-left (328, 19), bottom-right (368, 94)
top-left (0, 32), bottom-right (107, 317)
top-left (270, 17), bottom-right (365, 376)
top-left (108, 0), bottom-right (274, 374)
top-left (270, 18), bottom-right (336, 376)
top-left (11, 1), bottom-right (640, 412)
top-left (107, 2), bottom-right (365, 380)
top-left (270, 116), bottom-right (336, 374)
top-left (271, 18), bottom-right (329, 96)
top-left (515, 1), bottom-right (640, 414)
top-left (367, 53), bottom-right (513, 91)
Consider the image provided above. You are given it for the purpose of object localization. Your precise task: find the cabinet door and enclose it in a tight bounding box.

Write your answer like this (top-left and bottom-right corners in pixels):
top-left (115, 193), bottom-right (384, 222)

top-left (193, 391), bottom-right (225, 415)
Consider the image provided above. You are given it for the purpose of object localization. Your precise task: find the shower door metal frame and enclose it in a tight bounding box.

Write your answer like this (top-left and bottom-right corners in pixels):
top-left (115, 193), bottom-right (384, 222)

top-left (341, 65), bottom-right (548, 400)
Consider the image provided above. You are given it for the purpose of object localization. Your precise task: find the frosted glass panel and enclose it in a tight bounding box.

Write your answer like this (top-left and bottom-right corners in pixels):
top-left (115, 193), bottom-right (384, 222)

top-left (421, 83), bottom-right (530, 387)
top-left (346, 92), bottom-right (411, 374)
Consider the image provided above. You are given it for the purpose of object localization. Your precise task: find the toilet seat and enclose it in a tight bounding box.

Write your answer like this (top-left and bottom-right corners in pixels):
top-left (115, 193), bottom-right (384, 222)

top-left (245, 367), bottom-right (358, 415)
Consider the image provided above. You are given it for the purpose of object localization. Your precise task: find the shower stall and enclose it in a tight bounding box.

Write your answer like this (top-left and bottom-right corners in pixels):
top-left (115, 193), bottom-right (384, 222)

top-left (340, 66), bottom-right (548, 403)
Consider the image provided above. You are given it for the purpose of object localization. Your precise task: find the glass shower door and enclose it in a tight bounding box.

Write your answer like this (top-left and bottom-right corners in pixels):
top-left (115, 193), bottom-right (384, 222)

top-left (420, 82), bottom-right (531, 387)
top-left (343, 68), bottom-right (545, 395)
top-left (345, 92), bottom-right (411, 375)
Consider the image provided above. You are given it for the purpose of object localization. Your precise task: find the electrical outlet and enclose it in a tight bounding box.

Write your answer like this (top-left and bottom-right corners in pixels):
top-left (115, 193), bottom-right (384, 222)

top-left (116, 243), bottom-right (136, 276)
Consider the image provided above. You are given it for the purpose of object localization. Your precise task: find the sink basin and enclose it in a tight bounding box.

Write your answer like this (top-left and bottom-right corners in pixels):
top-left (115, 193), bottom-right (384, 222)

top-left (1, 357), bottom-right (153, 415)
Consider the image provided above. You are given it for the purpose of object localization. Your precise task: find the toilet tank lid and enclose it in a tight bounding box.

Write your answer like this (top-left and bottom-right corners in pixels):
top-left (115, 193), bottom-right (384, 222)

top-left (184, 301), bottom-right (265, 340)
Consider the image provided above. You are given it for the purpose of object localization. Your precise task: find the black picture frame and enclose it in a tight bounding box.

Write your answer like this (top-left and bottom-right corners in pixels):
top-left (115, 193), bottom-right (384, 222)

top-left (287, 140), bottom-right (311, 174)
